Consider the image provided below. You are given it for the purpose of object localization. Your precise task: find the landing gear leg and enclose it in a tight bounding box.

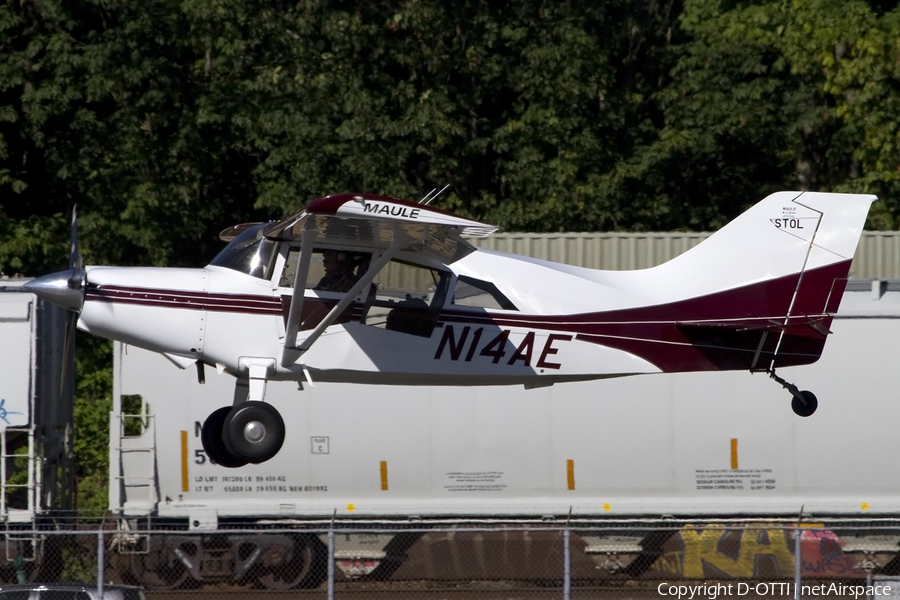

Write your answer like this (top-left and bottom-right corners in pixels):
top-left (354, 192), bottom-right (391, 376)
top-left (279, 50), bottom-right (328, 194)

top-left (200, 360), bottom-right (286, 467)
top-left (768, 370), bottom-right (818, 417)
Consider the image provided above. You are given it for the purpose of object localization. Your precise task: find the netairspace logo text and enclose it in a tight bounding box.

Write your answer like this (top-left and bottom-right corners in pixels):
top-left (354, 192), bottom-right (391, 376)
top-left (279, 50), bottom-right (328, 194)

top-left (658, 582), bottom-right (894, 599)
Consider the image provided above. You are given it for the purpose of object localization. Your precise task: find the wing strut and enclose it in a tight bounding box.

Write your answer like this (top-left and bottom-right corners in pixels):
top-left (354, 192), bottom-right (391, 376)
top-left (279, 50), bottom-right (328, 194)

top-left (281, 238), bottom-right (402, 367)
top-left (282, 221), bottom-right (318, 352)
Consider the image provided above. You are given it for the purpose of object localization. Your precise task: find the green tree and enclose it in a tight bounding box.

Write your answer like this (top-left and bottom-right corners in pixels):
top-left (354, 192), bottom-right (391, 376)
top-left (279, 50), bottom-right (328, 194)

top-left (799, 1), bottom-right (900, 226)
top-left (613, 0), bottom-right (898, 230)
top-left (0, 0), bottom-right (269, 277)
top-left (235, 0), bottom-right (681, 232)
top-left (72, 336), bottom-right (112, 516)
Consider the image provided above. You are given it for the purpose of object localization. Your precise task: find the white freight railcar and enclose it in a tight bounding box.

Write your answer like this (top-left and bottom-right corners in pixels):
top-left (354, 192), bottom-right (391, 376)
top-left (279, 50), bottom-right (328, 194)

top-left (111, 280), bottom-right (900, 521)
top-left (109, 280), bottom-right (900, 586)
top-left (0, 280), bottom-right (73, 581)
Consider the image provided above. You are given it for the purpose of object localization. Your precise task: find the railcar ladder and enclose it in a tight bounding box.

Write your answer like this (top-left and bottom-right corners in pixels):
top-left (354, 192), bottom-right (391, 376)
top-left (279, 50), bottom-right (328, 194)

top-left (111, 400), bottom-right (157, 514)
top-left (0, 427), bottom-right (40, 525)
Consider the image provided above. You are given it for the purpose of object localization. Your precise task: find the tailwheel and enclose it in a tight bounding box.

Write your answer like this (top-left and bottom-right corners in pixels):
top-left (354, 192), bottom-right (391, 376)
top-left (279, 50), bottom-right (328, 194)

top-left (791, 390), bottom-right (818, 417)
top-left (768, 369), bottom-right (818, 418)
top-left (128, 539), bottom-right (190, 590)
top-left (223, 401), bottom-right (285, 464)
top-left (201, 406), bottom-right (248, 468)
top-left (256, 535), bottom-right (325, 590)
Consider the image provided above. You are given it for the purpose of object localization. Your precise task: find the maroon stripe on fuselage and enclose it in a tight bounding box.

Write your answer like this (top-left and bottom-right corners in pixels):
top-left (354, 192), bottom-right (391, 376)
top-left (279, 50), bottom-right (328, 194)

top-left (436, 260), bottom-right (850, 372)
top-left (85, 284), bottom-right (282, 315)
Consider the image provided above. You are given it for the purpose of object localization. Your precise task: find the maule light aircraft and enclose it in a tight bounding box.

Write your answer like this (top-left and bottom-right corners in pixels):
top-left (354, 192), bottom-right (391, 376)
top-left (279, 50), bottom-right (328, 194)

top-left (26, 190), bottom-right (873, 467)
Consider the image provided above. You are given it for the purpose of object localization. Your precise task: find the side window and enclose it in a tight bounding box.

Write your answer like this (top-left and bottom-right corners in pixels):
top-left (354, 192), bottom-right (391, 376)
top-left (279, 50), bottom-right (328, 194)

top-left (451, 276), bottom-right (517, 310)
top-left (371, 261), bottom-right (448, 307)
top-left (279, 248), bottom-right (371, 294)
top-left (0, 591), bottom-right (30, 600)
top-left (363, 260), bottom-right (450, 337)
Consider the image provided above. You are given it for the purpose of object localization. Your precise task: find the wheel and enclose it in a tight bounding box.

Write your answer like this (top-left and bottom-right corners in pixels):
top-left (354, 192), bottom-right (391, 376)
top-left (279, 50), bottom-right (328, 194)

top-left (256, 535), bottom-right (326, 590)
top-left (791, 390), bottom-right (818, 417)
top-left (201, 406), bottom-right (248, 468)
top-left (223, 401), bottom-right (285, 464)
top-left (127, 538), bottom-right (190, 590)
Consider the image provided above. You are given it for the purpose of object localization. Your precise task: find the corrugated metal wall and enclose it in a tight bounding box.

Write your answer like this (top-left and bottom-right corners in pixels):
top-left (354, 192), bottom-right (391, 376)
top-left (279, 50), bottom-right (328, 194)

top-left (852, 232), bottom-right (900, 280)
top-left (469, 231), bottom-right (900, 279)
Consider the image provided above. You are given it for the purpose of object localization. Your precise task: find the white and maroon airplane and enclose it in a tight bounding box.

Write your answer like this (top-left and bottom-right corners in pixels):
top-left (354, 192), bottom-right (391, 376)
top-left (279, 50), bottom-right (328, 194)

top-left (26, 190), bottom-right (874, 467)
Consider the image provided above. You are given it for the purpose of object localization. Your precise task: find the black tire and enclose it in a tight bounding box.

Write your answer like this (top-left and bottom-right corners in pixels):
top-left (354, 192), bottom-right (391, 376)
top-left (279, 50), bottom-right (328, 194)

top-left (791, 390), bottom-right (818, 417)
top-left (201, 406), bottom-right (249, 468)
top-left (223, 401), bottom-right (285, 464)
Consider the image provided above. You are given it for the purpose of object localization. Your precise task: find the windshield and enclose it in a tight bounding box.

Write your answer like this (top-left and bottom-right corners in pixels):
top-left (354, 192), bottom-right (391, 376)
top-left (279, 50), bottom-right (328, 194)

top-left (209, 223), bottom-right (276, 279)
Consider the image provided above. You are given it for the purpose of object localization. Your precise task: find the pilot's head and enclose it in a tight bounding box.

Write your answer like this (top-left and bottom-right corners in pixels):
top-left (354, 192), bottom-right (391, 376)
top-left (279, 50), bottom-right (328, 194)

top-left (322, 250), bottom-right (349, 273)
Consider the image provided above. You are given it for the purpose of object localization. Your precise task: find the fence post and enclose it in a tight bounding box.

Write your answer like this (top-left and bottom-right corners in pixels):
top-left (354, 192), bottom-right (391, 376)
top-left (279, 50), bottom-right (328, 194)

top-left (793, 514), bottom-right (803, 600)
top-left (98, 529), bottom-right (105, 598)
top-left (563, 527), bottom-right (571, 600)
top-left (327, 527), bottom-right (335, 600)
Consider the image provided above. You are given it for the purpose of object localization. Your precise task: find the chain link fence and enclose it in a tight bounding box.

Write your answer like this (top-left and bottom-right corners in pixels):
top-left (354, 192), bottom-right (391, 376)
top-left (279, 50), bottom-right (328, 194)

top-left (0, 522), bottom-right (898, 599)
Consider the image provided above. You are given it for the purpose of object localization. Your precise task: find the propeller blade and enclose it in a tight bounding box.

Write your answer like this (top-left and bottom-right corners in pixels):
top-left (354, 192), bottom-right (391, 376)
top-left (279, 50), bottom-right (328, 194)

top-left (69, 204), bottom-right (81, 272)
top-left (59, 310), bottom-right (77, 397)
top-left (24, 206), bottom-right (87, 311)
top-left (63, 205), bottom-right (81, 397)
top-left (67, 205), bottom-right (85, 292)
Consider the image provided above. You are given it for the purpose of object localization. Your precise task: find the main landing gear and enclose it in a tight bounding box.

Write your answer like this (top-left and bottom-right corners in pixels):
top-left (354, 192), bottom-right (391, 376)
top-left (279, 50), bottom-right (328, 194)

top-left (201, 403), bottom-right (285, 467)
top-left (201, 361), bottom-right (286, 467)
top-left (768, 370), bottom-right (818, 417)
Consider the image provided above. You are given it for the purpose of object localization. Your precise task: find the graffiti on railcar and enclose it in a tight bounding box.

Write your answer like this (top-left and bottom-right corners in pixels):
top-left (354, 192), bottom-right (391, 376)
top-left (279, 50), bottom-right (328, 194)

top-left (648, 526), bottom-right (854, 579)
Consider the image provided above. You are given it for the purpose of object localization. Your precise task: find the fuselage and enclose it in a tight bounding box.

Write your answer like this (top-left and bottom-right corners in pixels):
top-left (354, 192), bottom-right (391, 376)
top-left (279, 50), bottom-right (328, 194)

top-left (75, 236), bottom-right (846, 387)
top-left (66, 190), bottom-right (877, 388)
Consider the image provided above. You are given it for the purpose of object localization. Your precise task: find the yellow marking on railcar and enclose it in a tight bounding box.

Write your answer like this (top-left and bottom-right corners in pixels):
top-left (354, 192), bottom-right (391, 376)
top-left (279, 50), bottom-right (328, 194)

top-left (180, 430), bottom-right (189, 492)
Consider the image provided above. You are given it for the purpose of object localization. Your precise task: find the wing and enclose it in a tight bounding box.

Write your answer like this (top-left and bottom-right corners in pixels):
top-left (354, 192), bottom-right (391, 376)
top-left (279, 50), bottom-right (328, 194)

top-left (263, 193), bottom-right (498, 263)
top-left (268, 193), bottom-right (498, 367)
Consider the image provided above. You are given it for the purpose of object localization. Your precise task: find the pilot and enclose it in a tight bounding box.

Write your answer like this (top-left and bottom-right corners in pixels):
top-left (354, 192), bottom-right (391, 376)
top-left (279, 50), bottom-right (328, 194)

top-left (314, 250), bottom-right (358, 293)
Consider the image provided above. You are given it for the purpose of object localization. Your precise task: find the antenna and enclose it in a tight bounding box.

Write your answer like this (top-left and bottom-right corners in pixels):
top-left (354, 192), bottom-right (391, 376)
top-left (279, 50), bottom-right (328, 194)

top-left (418, 187), bottom-right (438, 204)
top-left (423, 183), bottom-right (451, 206)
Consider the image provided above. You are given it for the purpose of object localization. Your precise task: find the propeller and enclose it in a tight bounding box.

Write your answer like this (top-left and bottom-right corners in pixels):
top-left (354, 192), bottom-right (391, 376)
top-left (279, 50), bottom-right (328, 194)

top-left (61, 206), bottom-right (84, 394)
top-left (24, 206), bottom-right (86, 395)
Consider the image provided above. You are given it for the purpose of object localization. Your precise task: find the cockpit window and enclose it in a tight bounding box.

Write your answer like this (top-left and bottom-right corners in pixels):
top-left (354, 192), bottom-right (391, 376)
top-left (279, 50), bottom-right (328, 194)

top-left (209, 224), bottom-right (276, 279)
top-left (279, 248), bottom-right (372, 292)
top-left (452, 276), bottom-right (517, 310)
top-left (363, 260), bottom-right (450, 337)
top-left (370, 260), bottom-right (449, 307)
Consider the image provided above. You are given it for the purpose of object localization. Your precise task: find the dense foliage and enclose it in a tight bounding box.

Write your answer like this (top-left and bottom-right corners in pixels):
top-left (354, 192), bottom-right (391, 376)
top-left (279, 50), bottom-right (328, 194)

top-left (3, 0), bottom-right (900, 510)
